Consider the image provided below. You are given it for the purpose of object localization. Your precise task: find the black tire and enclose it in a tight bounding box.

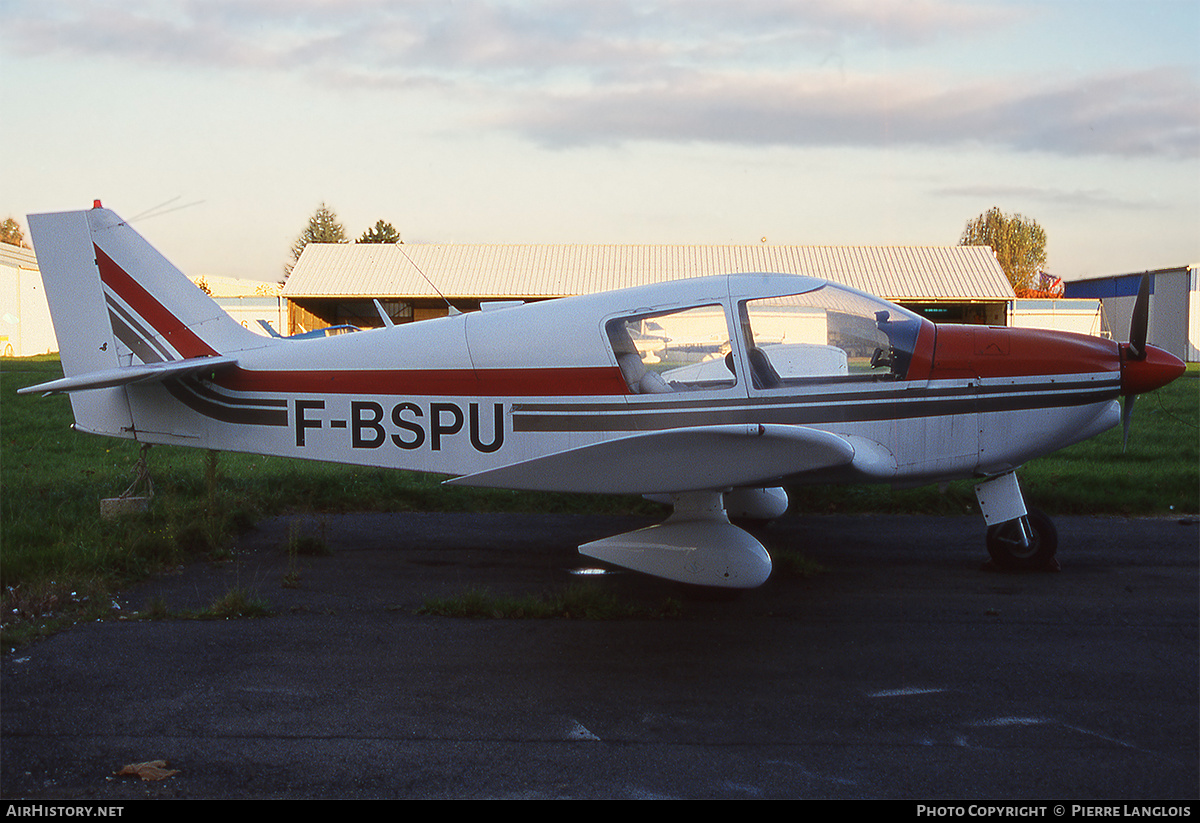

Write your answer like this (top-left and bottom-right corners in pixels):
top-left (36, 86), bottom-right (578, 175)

top-left (985, 508), bottom-right (1058, 571)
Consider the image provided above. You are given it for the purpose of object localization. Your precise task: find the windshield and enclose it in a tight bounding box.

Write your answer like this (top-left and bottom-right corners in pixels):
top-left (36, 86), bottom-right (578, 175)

top-left (738, 284), bottom-right (925, 388)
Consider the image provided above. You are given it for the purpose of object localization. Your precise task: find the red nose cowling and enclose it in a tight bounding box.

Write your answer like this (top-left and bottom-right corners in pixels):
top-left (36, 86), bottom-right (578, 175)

top-left (926, 325), bottom-right (1187, 400)
top-left (927, 325), bottom-right (1121, 382)
top-left (1120, 344), bottom-right (1186, 396)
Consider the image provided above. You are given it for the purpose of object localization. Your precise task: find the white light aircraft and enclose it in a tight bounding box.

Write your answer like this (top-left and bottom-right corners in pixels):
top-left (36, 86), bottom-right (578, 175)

top-left (19, 204), bottom-right (1186, 588)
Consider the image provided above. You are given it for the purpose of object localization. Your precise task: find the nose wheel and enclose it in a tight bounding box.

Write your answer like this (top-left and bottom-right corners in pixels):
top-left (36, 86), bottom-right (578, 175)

top-left (975, 472), bottom-right (1060, 572)
top-left (985, 508), bottom-right (1059, 571)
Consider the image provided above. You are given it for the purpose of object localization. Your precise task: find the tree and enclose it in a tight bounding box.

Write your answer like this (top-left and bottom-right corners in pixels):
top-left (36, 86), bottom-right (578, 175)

top-left (1, 217), bottom-right (26, 247)
top-left (284, 203), bottom-right (347, 281)
top-left (958, 207), bottom-right (1047, 294)
top-left (358, 220), bottom-right (401, 244)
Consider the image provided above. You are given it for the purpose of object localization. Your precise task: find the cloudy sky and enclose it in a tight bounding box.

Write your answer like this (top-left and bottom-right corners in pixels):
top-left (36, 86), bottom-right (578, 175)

top-left (3, 0), bottom-right (1197, 283)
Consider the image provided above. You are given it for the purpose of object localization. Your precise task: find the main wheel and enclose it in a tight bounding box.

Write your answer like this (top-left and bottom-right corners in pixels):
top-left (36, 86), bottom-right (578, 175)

top-left (985, 508), bottom-right (1058, 571)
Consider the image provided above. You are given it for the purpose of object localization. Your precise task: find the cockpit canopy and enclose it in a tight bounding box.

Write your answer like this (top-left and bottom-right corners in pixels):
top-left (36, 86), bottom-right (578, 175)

top-left (606, 280), bottom-right (928, 394)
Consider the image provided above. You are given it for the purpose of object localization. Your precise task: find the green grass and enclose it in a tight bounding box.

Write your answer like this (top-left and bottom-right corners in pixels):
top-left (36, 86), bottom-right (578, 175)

top-left (1018, 380), bottom-right (1198, 515)
top-left (2, 356), bottom-right (1196, 643)
top-left (137, 588), bottom-right (273, 621)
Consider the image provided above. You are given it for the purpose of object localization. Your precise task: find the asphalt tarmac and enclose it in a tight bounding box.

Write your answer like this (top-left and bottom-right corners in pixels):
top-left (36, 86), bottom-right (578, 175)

top-left (2, 512), bottom-right (1197, 800)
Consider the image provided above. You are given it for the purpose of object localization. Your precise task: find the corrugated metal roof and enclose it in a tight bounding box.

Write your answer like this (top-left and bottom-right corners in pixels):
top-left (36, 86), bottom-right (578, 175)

top-left (0, 242), bottom-right (38, 270)
top-left (283, 243), bottom-right (1014, 301)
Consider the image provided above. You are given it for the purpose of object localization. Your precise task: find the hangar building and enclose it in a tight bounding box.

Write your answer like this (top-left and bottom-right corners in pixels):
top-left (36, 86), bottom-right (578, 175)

top-left (0, 241), bottom-right (54, 357)
top-left (283, 243), bottom-right (1017, 335)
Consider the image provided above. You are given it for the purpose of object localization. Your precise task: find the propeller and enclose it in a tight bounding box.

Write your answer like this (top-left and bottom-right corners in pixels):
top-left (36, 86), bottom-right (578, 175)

top-left (1113, 274), bottom-right (1185, 449)
top-left (1120, 273), bottom-right (1151, 451)
top-left (1126, 273), bottom-right (1150, 361)
top-left (1121, 392), bottom-right (1138, 451)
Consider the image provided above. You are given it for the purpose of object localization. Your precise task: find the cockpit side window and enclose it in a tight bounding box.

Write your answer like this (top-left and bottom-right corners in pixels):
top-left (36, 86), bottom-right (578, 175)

top-left (606, 304), bottom-right (736, 394)
top-left (739, 286), bottom-right (924, 388)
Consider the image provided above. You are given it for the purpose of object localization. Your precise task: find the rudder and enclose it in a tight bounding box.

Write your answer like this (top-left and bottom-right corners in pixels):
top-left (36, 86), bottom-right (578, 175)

top-left (28, 208), bottom-right (120, 378)
top-left (28, 208), bottom-right (133, 436)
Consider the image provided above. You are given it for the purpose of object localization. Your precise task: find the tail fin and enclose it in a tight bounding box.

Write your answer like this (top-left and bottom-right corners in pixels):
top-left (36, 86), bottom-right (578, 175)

top-left (22, 204), bottom-right (264, 434)
top-left (30, 204), bottom-right (261, 370)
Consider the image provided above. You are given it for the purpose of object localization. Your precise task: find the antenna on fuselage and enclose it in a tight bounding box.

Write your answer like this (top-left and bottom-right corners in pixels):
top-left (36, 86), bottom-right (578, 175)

top-left (127, 196), bottom-right (207, 223)
top-left (373, 299), bottom-right (396, 328)
top-left (397, 245), bottom-right (461, 317)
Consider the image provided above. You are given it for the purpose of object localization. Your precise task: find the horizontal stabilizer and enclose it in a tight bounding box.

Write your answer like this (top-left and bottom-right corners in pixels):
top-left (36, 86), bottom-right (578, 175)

top-left (447, 423), bottom-right (856, 494)
top-left (17, 355), bottom-right (238, 396)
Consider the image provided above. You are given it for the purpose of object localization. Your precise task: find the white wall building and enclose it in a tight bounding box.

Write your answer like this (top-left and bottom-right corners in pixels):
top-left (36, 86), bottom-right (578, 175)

top-left (1009, 298), bottom-right (1104, 337)
top-left (0, 242), bottom-right (55, 357)
top-left (190, 274), bottom-right (287, 338)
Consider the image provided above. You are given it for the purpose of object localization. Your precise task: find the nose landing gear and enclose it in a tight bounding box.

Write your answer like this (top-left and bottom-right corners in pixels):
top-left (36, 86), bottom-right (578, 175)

top-left (975, 471), bottom-right (1060, 572)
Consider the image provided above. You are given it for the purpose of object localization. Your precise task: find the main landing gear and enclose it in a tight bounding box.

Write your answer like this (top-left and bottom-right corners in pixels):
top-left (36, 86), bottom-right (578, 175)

top-left (974, 471), bottom-right (1060, 571)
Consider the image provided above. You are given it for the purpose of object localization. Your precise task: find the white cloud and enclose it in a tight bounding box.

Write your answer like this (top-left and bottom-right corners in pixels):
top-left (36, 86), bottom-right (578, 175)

top-left (498, 66), bottom-right (1200, 159)
top-left (7, 0), bottom-right (1189, 160)
top-left (3, 0), bottom-right (1020, 79)
top-left (4, 0), bottom-right (1196, 280)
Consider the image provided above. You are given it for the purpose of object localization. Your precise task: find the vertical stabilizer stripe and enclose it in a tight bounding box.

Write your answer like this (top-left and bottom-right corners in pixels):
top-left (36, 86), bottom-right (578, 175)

top-left (94, 245), bottom-right (216, 359)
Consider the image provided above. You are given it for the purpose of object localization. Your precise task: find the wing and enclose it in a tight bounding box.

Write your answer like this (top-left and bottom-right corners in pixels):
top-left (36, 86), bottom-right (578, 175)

top-left (446, 423), bottom-right (861, 494)
top-left (16, 355), bottom-right (238, 396)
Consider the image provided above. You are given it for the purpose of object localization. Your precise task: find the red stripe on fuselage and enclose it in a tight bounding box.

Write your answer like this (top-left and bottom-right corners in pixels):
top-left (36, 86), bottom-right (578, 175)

top-left (94, 246), bottom-right (217, 359)
top-left (214, 366), bottom-right (632, 397)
